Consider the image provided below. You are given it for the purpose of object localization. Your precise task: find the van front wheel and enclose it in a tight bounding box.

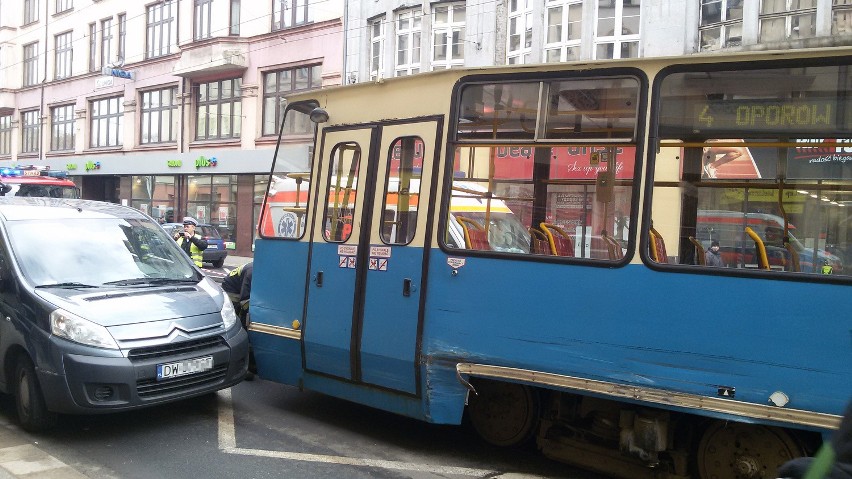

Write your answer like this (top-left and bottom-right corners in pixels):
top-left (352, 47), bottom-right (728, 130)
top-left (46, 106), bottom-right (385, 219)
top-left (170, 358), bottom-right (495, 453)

top-left (14, 356), bottom-right (57, 432)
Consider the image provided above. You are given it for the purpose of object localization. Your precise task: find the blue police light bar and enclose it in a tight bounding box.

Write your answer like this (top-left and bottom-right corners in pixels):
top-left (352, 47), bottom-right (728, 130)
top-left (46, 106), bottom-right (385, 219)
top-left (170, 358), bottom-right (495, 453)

top-left (0, 168), bottom-right (23, 177)
top-left (45, 170), bottom-right (67, 178)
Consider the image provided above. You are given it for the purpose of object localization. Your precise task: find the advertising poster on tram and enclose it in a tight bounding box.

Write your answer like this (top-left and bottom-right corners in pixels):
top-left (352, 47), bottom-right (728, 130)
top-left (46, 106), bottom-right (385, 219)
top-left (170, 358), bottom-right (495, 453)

top-left (475, 146), bottom-right (634, 235)
top-left (786, 138), bottom-right (852, 180)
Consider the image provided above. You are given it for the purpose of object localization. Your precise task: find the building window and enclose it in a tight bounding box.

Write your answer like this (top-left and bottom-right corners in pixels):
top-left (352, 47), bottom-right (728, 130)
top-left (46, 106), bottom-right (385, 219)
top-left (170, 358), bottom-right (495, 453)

top-left (432, 3), bottom-right (465, 70)
top-left (141, 87), bottom-right (178, 144)
top-left (23, 42), bottom-right (39, 87)
top-left (369, 16), bottom-right (384, 81)
top-left (54, 31), bottom-right (73, 80)
top-left (262, 65), bottom-right (321, 136)
top-left (51, 104), bottom-right (74, 151)
top-left (595, 0), bottom-right (641, 59)
top-left (89, 23), bottom-right (97, 72)
top-left (230, 0), bottom-right (241, 35)
top-left (186, 175), bottom-right (238, 246)
top-left (544, 0), bottom-right (582, 63)
top-left (0, 116), bottom-right (12, 156)
top-left (196, 79), bottom-right (242, 140)
top-left (395, 8), bottom-right (421, 76)
top-left (699, 0), bottom-right (744, 50)
top-left (56, 0), bottom-right (72, 14)
top-left (273, 0), bottom-right (309, 30)
top-left (759, 0), bottom-right (817, 43)
top-left (118, 14), bottom-right (126, 62)
top-left (90, 96), bottom-right (123, 148)
top-left (130, 175), bottom-right (177, 224)
top-left (195, 0), bottom-right (213, 40)
top-left (24, 0), bottom-right (38, 24)
top-left (835, 0), bottom-right (852, 36)
top-left (21, 110), bottom-right (40, 154)
top-left (507, 0), bottom-right (532, 64)
top-left (101, 18), bottom-right (113, 68)
top-left (146, 2), bottom-right (173, 58)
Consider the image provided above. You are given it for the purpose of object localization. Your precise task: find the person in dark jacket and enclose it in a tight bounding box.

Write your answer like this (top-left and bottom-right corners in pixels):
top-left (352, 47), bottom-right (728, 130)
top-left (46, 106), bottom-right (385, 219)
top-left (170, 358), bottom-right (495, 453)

top-left (705, 240), bottom-right (724, 267)
top-left (778, 400), bottom-right (852, 479)
top-left (174, 217), bottom-right (207, 267)
top-left (221, 262), bottom-right (255, 379)
top-left (222, 261), bottom-right (252, 325)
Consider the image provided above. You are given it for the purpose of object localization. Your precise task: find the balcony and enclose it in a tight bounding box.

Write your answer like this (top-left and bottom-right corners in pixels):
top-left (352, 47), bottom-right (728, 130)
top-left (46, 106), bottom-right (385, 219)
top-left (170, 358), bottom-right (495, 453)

top-left (172, 40), bottom-right (248, 79)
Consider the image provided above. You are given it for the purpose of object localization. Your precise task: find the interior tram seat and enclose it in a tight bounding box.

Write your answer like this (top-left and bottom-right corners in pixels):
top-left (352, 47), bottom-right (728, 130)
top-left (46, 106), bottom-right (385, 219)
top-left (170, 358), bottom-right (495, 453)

top-left (744, 226), bottom-right (771, 270)
top-left (539, 223), bottom-right (574, 256)
top-left (602, 232), bottom-right (624, 260)
top-left (649, 227), bottom-right (669, 263)
top-left (456, 216), bottom-right (490, 251)
top-left (784, 241), bottom-right (801, 272)
top-left (529, 227), bottom-right (553, 255)
top-left (689, 236), bottom-right (705, 266)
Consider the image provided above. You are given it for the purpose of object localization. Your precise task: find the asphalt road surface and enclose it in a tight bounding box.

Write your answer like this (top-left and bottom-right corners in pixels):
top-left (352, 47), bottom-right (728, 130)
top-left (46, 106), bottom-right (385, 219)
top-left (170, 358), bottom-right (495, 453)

top-left (0, 378), bottom-right (611, 479)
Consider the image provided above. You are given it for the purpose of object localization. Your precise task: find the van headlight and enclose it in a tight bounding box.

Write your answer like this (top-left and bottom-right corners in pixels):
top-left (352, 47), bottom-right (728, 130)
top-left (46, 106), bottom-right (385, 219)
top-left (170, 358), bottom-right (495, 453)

top-left (50, 309), bottom-right (119, 349)
top-left (221, 296), bottom-right (238, 330)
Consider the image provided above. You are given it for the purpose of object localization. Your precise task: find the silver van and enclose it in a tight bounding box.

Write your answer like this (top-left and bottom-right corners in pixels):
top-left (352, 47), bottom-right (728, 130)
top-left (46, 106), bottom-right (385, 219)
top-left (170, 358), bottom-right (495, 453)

top-left (0, 198), bottom-right (249, 431)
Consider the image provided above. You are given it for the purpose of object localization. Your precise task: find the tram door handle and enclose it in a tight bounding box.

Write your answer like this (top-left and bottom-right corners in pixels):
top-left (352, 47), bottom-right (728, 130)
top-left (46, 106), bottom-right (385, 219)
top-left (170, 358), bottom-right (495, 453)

top-left (402, 278), bottom-right (416, 297)
top-left (314, 271), bottom-right (323, 287)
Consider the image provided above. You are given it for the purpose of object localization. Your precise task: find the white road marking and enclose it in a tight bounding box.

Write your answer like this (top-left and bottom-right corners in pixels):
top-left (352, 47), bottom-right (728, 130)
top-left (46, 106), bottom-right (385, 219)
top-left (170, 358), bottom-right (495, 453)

top-left (216, 389), bottom-right (498, 477)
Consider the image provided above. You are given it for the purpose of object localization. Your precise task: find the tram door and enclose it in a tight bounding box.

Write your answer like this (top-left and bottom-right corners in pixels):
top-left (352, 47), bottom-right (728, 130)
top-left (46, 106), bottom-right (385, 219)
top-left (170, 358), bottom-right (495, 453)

top-left (303, 120), bottom-right (439, 395)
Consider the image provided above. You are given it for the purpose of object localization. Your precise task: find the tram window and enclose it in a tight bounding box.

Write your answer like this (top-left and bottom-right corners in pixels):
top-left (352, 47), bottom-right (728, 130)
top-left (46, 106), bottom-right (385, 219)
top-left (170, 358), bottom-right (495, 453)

top-left (457, 83), bottom-right (539, 141)
top-left (323, 142), bottom-right (361, 243)
top-left (381, 136), bottom-right (423, 245)
top-left (456, 76), bottom-right (641, 141)
top-left (446, 144), bottom-right (635, 260)
top-left (545, 77), bottom-right (640, 140)
top-left (651, 60), bottom-right (852, 278)
top-left (259, 104), bottom-right (314, 239)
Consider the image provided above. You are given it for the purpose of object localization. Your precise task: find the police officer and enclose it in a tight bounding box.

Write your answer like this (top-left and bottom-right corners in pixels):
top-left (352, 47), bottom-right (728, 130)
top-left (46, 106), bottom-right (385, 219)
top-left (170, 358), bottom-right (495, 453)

top-left (174, 217), bottom-right (208, 267)
top-left (222, 262), bottom-right (252, 326)
top-left (823, 259), bottom-right (834, 275)
top-left (222, 262), bottom-right (255, 379)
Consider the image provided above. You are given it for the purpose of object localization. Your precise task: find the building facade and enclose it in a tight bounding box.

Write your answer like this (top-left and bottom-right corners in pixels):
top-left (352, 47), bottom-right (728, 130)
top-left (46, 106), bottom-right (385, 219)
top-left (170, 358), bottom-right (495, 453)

top-left (344, 0), bottom-right (852, 83)
top-left (0, 0), bottom-right (343, 256)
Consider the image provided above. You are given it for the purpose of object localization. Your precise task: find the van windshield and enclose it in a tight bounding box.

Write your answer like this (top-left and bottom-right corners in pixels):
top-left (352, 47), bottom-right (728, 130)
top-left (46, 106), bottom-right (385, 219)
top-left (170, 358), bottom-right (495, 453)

top-left (7, 218), bottom-right (198, 287)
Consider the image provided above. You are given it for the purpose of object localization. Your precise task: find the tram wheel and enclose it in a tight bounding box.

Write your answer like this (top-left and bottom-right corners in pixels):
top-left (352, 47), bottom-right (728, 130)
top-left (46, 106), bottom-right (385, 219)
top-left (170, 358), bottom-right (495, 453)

top-left (695, 420), bottom-right (804, 479)
top-left (467, 379), bottom-right (539, 447)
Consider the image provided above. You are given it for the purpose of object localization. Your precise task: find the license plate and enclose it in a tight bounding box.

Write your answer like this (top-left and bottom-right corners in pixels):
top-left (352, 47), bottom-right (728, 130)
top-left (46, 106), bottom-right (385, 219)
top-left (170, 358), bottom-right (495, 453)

top-left (157, 356), bottom-right (213, 380)
top-left (207, 244), bottom-right (218, 249)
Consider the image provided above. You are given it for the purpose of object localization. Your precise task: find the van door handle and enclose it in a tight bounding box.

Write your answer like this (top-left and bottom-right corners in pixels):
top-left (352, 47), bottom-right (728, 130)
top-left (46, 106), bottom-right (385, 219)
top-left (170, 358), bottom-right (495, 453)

top-left (315, 271), bottom-right (323, 287)
top-left (402, 278), bottom-right (415, 297)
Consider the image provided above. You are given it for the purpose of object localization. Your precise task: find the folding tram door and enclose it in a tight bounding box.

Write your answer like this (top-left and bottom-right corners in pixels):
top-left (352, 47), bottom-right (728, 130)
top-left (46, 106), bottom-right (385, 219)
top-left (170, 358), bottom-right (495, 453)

top-left (302, 119), bottom-right (441, 396)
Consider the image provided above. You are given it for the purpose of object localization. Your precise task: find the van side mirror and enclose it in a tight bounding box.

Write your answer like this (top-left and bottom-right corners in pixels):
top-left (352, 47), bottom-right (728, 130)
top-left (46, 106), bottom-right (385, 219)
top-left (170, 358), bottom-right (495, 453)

top-left (0, 182), bottom-right (10, 196)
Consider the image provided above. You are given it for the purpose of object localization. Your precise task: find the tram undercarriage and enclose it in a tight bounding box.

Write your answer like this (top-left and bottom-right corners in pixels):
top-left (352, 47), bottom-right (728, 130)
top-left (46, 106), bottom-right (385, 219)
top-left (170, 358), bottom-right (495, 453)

top-left (466, 378), bottom-right (816, 479)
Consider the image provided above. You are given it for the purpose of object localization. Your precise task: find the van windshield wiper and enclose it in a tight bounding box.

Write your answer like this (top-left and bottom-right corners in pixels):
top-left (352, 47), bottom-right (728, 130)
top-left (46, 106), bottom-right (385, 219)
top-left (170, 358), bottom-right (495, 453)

top-left (35, 282), bottom-right (99, 289)
top-left (102, 277), bottom-right (199, 286)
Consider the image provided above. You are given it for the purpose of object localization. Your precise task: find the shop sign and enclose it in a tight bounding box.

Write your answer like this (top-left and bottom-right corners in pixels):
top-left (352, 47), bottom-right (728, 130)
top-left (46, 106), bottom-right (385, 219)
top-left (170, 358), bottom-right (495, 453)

top-left (101, 67), bottom-right (135, 80)
top-left (95, 77), bottom-right (114, 89)
top-left (66, 163), bottom-right (77, 171)
top-left (85, 161), bottom-right (101, 171)
top-left (195, 156), bottom-right (218, 169)
top-left (167, 160), bottom-right (182, 167)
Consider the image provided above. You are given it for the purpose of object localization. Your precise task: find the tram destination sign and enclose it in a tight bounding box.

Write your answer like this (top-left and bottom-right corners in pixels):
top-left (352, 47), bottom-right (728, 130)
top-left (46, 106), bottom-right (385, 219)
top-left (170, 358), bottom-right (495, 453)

top-left (690, 99), bottom-right (838, 134)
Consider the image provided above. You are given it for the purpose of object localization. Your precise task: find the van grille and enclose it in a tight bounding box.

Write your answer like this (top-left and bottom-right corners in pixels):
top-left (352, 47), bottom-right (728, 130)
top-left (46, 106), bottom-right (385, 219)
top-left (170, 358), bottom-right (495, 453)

top-left (136, 365), bottom-right (228, 398)
top-left (127, 337), bottom-right (225, 361)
